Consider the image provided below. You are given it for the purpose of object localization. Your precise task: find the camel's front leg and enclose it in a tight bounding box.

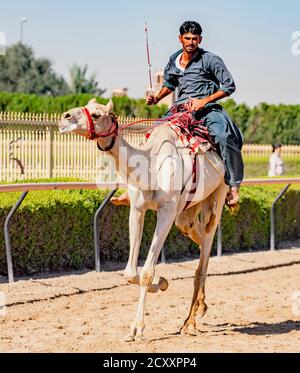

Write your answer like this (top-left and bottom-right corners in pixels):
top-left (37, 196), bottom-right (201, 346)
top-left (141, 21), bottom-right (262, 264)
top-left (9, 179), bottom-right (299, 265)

top-left (125, 203), bottom-right (177, 342)
top-left (124, 206), bottom-right (145, 284)
top-left (124, 205), bottom-right (169, 293)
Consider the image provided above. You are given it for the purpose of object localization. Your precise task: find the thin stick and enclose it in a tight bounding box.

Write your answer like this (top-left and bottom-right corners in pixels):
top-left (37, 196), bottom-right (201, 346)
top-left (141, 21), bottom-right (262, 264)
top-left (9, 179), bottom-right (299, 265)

top-left (145, 22), bottom-right (154, 94)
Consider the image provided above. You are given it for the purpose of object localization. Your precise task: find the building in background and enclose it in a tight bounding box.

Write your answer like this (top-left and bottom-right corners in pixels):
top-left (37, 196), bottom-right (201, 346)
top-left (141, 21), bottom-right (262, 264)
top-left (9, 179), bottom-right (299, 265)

top-left (112, 88), bottom-right (128, 97)
top-left (145, 70), bottom-right (175, 108)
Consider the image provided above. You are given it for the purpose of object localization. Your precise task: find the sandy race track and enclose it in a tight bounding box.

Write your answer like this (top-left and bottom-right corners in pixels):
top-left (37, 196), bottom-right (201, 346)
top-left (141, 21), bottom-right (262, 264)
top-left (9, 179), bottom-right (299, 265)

top-left (0, 247), bottom-right (300, 353)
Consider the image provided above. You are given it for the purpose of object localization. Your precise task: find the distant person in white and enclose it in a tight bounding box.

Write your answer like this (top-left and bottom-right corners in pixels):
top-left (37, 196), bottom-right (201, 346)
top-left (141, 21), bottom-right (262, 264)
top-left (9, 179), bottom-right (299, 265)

top-left (268, 144), bottom-right (284, 177)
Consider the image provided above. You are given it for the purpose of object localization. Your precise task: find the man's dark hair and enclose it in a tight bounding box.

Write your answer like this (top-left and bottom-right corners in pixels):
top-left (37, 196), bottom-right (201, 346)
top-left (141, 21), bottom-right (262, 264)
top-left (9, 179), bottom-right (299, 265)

top-left (179, 21), bottom-right (202, 36)
top-left (272, 143), bottom-right (282, 152)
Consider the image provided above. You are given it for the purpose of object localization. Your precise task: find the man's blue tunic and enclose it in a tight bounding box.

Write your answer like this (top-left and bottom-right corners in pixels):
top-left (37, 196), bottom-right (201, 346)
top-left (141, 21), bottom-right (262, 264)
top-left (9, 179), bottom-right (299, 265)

top-left (162, 48), bottom-right (244, 187)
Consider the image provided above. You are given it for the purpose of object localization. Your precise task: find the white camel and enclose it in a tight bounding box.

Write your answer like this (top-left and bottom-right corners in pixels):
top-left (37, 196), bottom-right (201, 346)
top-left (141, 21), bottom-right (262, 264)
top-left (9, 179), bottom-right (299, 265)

top-left (59, 98), bottom-right (228, 341)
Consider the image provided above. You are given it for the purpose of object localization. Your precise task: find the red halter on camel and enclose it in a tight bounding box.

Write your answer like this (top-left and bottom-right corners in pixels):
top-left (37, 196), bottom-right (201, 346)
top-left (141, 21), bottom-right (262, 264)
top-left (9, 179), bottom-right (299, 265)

top-left (81, 106), bottom-right (119, 151)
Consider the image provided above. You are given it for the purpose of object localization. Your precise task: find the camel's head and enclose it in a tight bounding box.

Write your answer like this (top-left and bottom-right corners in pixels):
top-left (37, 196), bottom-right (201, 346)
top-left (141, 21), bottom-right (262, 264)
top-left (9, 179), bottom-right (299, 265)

top-left (58, 98), bottom-right (114, 140)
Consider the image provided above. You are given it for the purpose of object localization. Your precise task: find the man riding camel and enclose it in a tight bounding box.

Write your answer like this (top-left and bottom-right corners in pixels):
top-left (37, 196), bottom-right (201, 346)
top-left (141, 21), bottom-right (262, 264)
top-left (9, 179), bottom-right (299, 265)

top-left (112, 20), bottom-right (244, 206)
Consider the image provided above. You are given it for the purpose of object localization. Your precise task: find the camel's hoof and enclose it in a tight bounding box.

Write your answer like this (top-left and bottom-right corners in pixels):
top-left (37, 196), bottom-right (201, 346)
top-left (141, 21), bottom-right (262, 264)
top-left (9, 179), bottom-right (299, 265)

top-left (110, 195), bottom-right (130, 207)
top-left (135, 334), bottom-right (145, 342)
top-left (125, 326), bottom-right (137, 342)
top-left (124, 334), bottom-right (135, 342)
top-left (148, 285), bottom-right (159, 293)
top-left (180, 317), bottom-right (197, 336)
top-left (158, 276), bottom-right (169, 291)
top-left (125, 275), bottom-right (139, 285)
top-left (180, 323), bottom-right (197, 336)
top-left (124, 334), bottom-right (145, 342)
top-left (147, 277), bottom-right (169, 293)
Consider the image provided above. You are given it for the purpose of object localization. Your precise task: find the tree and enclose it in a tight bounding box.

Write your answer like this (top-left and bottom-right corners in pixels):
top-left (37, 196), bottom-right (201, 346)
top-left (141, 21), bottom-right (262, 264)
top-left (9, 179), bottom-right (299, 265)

top-left (222, 98), bottom-right (251, 134)
top-left (69, 64), bottom-right (106, 96)
top-left (0, 43), bottom-right (69, 96)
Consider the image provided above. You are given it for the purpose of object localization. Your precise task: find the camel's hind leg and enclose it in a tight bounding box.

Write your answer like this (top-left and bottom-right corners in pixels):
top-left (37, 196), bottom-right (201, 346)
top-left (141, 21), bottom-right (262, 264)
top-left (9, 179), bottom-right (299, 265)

top-left (175, 200), bottom-right (203, 245)
top-left (177, 182), bottom-right (228, 335)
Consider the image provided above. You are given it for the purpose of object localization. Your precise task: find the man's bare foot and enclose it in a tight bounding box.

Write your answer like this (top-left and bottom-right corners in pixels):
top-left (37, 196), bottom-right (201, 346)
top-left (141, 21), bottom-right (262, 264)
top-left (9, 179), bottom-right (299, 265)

top-left (226, 186), bottom-right (240, 206)
top-left (110, 191), bottom-right (130, 206)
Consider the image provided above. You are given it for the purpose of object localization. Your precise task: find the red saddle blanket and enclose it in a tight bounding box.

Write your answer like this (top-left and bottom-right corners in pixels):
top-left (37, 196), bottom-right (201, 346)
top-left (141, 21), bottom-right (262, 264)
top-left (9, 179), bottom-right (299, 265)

top-left (146, 106), bottom-right (216, 155)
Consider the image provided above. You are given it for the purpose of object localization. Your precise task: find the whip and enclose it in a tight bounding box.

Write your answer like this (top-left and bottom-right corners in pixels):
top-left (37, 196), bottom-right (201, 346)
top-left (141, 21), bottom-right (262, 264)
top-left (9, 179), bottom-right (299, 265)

top-left (145, 22), bottom-right (154, 94)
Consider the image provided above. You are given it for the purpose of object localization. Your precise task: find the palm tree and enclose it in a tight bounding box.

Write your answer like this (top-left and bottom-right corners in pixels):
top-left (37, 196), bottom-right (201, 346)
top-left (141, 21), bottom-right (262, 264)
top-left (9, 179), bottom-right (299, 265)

top-left (69, 64), bottom-right (106, 96)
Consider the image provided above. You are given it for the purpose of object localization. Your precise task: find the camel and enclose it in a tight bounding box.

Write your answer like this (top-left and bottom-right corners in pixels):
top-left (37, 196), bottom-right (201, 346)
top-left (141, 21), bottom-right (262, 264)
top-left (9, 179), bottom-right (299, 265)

top-left (59, 98), bottom-right (228, 341)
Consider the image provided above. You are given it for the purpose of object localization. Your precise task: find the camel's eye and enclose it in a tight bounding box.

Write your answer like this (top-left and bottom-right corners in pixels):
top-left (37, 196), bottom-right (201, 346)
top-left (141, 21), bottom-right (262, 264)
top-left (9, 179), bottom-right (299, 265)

top-left (92, 113), bottom-right (100, 120)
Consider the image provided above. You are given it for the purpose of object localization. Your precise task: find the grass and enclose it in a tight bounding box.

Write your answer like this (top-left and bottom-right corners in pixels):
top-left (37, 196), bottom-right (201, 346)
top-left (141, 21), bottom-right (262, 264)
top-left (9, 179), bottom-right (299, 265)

top-left (244, 155), bottom-right (300, 178)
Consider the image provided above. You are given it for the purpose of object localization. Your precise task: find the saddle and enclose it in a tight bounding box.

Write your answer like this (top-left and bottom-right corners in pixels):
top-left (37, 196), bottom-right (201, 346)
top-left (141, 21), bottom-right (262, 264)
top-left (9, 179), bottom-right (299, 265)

top-left (166, 105), bottom-right (216, 155)
top-left (165, 106), bottom-right (218, 210)
top-left (145, 107), bottom-right (218, 210)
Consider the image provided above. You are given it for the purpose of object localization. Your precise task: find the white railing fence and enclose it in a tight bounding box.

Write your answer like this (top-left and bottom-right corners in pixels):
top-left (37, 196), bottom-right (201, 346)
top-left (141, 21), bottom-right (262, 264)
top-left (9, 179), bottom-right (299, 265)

top-left (0, 112), bottom-right (151, 181)
top-left (1, 111), bottom-right (300, 182)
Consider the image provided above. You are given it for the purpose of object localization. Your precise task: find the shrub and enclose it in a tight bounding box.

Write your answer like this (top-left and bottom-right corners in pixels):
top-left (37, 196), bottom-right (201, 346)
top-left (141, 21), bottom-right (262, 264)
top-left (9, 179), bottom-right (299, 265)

top-left (0, 185), bottom-right (299, 276)
top-left (0, 92), bottom-right (168, 118)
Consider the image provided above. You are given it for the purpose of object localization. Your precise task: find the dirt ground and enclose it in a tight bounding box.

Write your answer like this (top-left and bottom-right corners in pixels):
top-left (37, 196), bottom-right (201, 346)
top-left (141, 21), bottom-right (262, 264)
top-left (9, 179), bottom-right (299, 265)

top-left (0, 246), bottom-right (300, 353)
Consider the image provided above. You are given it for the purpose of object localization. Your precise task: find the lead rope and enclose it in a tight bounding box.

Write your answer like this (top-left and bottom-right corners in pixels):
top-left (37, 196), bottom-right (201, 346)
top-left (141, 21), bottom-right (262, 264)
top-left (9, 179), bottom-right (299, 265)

top-left (117, 111), bottom-right (224, 178)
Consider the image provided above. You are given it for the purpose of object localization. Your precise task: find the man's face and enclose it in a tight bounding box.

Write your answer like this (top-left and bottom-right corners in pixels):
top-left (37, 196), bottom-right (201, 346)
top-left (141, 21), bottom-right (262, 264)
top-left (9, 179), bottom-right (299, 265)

top-left (179, 32), bottom-right (202, 54)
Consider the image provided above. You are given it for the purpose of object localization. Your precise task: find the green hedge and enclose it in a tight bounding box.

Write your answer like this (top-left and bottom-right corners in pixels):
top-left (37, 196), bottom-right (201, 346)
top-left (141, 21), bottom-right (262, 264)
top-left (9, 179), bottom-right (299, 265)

top-left (0, 92), bottom-right (168, 118)
top-left (1, 92), bottom-right (300, 143)
top-left (0, 185), bottom-right (299, 276)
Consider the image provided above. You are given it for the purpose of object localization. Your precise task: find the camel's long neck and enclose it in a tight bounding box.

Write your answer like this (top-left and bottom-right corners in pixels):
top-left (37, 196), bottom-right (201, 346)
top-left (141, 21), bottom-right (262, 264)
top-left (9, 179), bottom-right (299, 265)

top-left (101, 135), bottom-right (149, 189)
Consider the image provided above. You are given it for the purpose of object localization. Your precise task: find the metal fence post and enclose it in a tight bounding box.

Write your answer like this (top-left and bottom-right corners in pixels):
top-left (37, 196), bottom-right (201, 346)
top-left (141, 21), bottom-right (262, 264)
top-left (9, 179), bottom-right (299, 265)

top-left (4, 191), bottom-right (28, 283)
top-left (270, 184), bottom-right (291, 251)
top-left (94, 189), bottom-right (117, 272)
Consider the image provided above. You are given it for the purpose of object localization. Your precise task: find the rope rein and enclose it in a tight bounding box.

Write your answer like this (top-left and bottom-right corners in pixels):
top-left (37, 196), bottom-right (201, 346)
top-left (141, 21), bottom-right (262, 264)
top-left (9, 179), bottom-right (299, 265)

top-left (82, 106), bottom-right (205, 139)
top-left (82, 106), bottom-right (223, 177)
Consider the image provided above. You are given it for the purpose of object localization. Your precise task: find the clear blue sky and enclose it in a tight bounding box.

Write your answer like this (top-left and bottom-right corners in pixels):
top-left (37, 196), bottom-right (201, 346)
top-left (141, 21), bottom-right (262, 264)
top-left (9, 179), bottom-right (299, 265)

top-left (1, 0), bottom-right (300, 106)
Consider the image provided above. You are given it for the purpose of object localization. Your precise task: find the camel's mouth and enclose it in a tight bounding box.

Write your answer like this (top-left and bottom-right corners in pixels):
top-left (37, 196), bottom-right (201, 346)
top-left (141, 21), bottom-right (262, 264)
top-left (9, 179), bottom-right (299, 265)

top-left (58, 121), bottom-right (77, 134)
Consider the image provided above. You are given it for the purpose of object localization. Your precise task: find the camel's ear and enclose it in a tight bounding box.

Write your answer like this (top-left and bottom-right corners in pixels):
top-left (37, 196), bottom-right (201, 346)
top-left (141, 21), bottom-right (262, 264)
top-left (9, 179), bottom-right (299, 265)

top-left (88, 97), bottom-right (97, 105)
top-left (105, 99), bottom-right (113, 114)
